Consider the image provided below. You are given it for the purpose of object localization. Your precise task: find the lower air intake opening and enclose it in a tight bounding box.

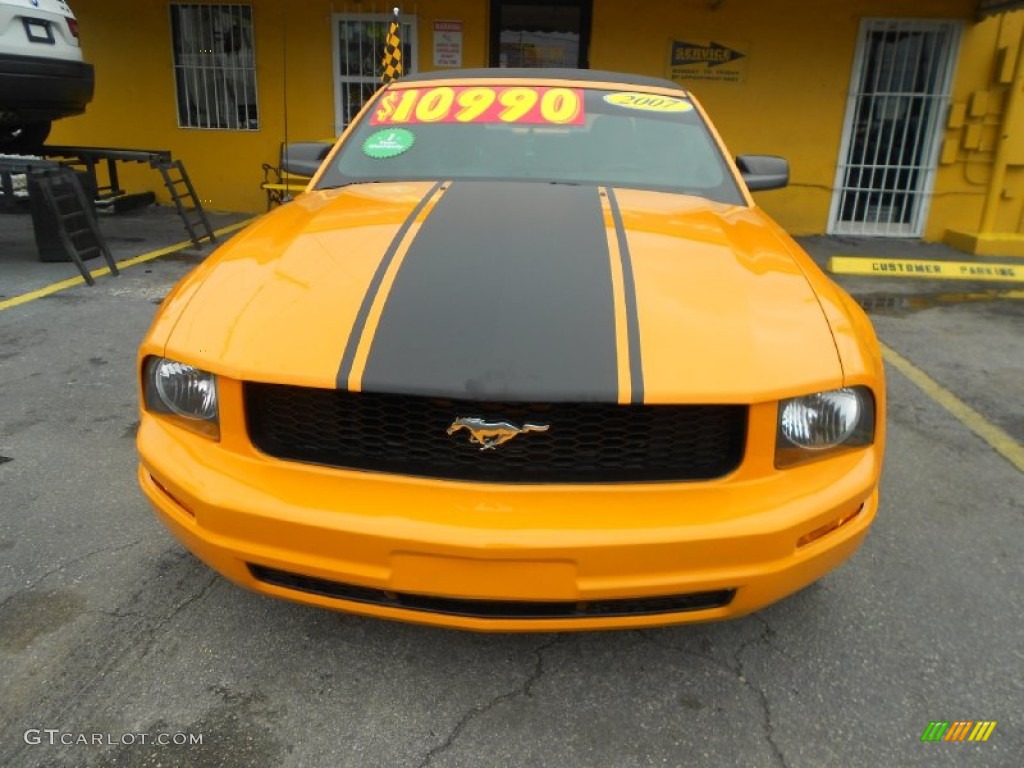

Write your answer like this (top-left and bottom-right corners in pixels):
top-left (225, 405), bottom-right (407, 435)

top-left (250, 564), bottom-right (736, 619)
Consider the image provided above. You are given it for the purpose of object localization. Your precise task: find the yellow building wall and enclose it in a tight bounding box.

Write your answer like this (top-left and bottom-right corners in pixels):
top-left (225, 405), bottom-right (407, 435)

top-left (591, 0), bottom-right (982, 239)
top-left (50, 0), bottom-right (488, 214)
top-left (51, 0), bottom-right (1024, 245)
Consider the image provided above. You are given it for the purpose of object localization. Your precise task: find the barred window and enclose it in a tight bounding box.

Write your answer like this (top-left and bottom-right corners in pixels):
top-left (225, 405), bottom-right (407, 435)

top-left (171, 4), bottom-right (259, 130)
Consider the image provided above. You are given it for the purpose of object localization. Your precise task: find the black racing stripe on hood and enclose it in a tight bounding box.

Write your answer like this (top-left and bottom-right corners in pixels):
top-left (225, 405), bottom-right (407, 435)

top-left (606, 187), bottom-right (645, 404)
top-left (336, 182), bottom-right (443, 388)
top-left (360, 181), bottom-right (618, 401)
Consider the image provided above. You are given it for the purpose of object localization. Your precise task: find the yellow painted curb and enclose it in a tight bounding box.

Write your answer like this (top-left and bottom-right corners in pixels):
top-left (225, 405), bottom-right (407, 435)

top-left (829, 256), bottom-right (1023, 282)
top-left (0, 218), bottom-right (255, 313)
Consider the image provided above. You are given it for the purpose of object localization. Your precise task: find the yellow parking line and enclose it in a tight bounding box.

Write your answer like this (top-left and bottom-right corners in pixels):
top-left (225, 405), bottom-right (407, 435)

top-left (0, 218), bottom-right (255, 313)
top-left (882, 343), bottom-right (1024, 473)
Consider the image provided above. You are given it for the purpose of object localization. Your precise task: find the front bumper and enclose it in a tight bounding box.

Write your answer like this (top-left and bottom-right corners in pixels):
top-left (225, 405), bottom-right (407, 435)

top-left (0, 53), bottom-right (94, 123)
top-left (137, 397), bottom-right (881, 632)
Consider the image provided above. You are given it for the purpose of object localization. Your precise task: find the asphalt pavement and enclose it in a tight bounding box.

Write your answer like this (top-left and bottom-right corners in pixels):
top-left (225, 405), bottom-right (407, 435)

top-left (0, 205), bottom-right (1021, 767)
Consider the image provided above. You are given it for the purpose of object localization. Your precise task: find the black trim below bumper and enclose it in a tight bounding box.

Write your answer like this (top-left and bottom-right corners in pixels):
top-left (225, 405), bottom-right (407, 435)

top-left (0, 54), bottom-right (94, 122)
top-left (249, 564), bottom-right (737, 620)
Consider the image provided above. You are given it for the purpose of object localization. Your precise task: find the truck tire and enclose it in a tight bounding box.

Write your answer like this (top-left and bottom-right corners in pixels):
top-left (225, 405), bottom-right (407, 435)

top-left (0, 122), bottom-right (52, 154)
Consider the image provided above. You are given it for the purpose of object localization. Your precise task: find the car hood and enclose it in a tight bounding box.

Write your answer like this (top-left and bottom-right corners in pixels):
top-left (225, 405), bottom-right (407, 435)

top-left (163, 181), bottom-right (842, 403)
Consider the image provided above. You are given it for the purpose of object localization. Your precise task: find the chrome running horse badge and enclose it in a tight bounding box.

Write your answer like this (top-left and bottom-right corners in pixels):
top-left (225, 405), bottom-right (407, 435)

top-left (447, 417), bottom-right (550, 451)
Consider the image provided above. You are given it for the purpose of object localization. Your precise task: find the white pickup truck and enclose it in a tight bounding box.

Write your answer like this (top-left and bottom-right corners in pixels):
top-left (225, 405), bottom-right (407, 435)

top-left (0, 0), bottom-right (93, 151)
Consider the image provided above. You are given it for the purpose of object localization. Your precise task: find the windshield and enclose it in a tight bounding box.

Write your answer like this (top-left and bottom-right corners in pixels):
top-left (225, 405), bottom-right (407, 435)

top-left (316, 85), bottom-right (745, 205)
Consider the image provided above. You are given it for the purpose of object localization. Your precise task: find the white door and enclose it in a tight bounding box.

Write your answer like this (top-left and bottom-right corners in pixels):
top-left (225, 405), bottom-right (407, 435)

top-left (332, 13), bottom-right (417, 136)
top-left (828, 19), bottom-right (961, 237)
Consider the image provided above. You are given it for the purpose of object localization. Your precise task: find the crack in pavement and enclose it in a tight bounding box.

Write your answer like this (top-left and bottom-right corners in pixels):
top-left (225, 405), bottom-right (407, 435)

top-left (137, 571), bottom-right (220, 661)
top-left (733, 617), bottom-right (788, 768)
top-left (3, 558), bottom-right (220, 765)
top-left (636, 619), bottom-right (789, 768)
top-left (92, 608), bottom-right (147, 619)
top-left (45, 570), bottom-right (219, 725)
top-left (0, 538), bottom-right (144, 612)
top-left (416, 635), bottom-right (566, 768)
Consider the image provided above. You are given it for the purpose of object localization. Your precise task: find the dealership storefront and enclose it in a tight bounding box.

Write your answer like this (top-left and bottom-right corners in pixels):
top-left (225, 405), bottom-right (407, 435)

top-left (54, 1), bottom-right (1024, 253)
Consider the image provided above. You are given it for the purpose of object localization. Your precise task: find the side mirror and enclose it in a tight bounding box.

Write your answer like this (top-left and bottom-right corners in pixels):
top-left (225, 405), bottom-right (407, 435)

top-left (281, 142), bottom-right (333, 177)
top-left (735, 154), bottom-right (789, 191)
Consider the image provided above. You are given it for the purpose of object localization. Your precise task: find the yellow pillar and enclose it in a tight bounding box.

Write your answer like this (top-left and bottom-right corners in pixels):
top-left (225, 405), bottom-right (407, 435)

top-left (980, 31), bottom-right (1024, 232)
top-left (945, 18), bottom-right (1024, 257)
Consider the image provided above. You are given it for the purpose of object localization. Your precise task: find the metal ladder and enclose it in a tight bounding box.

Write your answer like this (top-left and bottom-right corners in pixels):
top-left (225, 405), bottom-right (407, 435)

top-left (154, 159), bottom-right (216, 248)
top-left (33, 167), bottom-right (118, 286)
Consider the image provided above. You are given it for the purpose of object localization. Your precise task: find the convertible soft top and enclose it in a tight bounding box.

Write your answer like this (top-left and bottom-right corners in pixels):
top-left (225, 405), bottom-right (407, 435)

top-left (400, 67), bottom-right (687, 93)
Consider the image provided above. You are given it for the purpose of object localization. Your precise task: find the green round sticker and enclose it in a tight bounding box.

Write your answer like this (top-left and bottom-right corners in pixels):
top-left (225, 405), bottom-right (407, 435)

top-left (363, 128), bottom-right (415, 159)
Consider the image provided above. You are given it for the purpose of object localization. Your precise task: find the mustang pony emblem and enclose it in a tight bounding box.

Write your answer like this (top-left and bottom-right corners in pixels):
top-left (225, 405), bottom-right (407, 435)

top-left (447, 417), bottom-right (550, 451)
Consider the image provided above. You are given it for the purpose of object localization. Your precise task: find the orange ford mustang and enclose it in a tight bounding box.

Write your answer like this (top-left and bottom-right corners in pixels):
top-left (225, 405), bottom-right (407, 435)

top-left (137, 69), bottom-right (885, 631)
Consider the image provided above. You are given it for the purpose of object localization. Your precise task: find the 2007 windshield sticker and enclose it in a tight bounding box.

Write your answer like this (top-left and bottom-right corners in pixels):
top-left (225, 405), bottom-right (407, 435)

top-left (371, 86), bottom-right (586, 126)
top-left (603, 92), bottom-right (693, 113)
top-left (363, 128), bottom-right (415, 159)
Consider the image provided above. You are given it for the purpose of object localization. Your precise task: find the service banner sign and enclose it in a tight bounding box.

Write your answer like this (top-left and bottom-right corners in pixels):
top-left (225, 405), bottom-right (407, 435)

top-left (667, 39), bottom-right (748, 84)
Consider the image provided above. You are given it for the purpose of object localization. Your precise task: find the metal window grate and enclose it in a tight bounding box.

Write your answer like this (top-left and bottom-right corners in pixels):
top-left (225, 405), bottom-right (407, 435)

top-left (334, 15), bottom-right (416, 133)
top-left (829, 19), bottom-right (960, 237)
top-left (170, 4), bottom-right (259, 131)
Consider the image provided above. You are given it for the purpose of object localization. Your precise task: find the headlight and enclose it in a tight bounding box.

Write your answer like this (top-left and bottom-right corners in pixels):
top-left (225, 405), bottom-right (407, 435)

top-left (776, 386), bottom-right (874, 468)
top-left (142, 357), bottom-right (219, 439)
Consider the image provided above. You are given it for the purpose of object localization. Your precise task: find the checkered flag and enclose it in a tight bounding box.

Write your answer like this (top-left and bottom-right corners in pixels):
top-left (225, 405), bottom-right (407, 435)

top-left (381, 8), bottom-right (402, 84)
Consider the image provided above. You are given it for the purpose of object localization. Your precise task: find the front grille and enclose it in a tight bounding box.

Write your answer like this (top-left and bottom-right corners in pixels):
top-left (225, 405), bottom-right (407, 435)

top-left (250, 565), bottom-right (737, 619)
top-left (244, 384), bottom-right (747, 483)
